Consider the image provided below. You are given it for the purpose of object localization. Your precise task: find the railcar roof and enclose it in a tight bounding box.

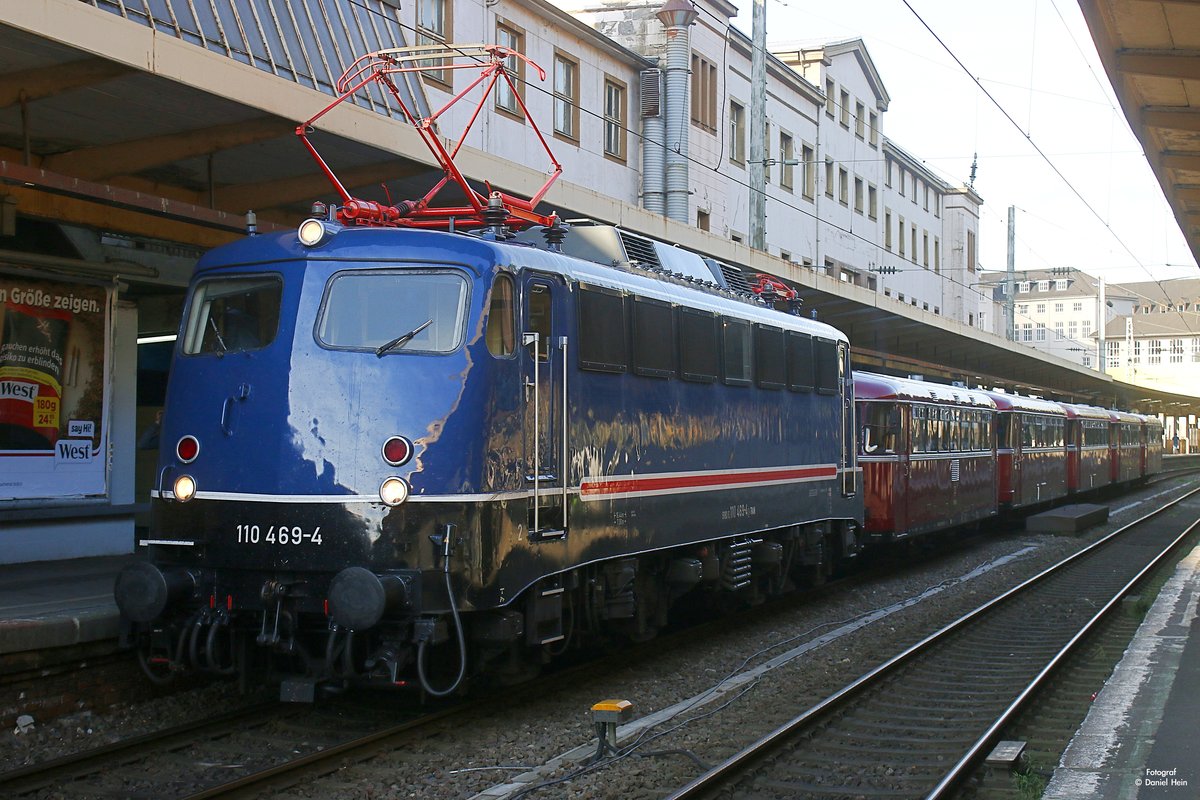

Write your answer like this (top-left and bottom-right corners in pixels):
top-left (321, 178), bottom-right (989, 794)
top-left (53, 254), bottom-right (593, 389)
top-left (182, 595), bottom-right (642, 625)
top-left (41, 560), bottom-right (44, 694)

top-left (979, 390), bottom-right (1066, 415)
top-left (1059, 403), bottom-right (1115, 421)
top-left (853, 371), bottom-right (998, 408)
top-left (1109, 409), bottom-right (1143, 423)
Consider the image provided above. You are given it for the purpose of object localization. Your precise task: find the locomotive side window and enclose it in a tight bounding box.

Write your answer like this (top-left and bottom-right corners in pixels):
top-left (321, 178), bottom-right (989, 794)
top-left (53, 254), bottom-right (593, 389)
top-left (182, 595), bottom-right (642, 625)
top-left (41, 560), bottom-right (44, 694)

top-left (317, 270), bottom-right (468, 354)
top-left (485, 274), bottom-right (516, 357)
top-left (182, 275), bottom-right (281, 355)
top-left (721, 318), bottom-right (752, 386)
top-left (814, 337), bottom-right (838, 395)
top-left (678, 308), bottom-right (718, 383)
top-left (578, 286), bottom-right (628, 372)
top-left (754, 325), bottom-right (786, 389)
top-left (786, 331), bottom-right (813, 392)
top-left (632, 297), bottom-right (676, 378)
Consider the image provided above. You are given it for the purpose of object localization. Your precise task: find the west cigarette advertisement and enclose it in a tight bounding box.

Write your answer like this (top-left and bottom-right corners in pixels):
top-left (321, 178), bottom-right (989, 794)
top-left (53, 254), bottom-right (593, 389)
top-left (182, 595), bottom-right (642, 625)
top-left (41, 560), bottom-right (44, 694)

top-left (0, 275), bottom-right (111, 500)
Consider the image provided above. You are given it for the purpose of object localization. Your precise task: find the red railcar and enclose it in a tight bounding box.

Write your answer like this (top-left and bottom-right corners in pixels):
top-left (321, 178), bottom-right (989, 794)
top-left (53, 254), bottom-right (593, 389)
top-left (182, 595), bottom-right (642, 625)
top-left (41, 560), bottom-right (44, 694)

top-left (1143, 415), bottom-right (1165, 477)
top-left (1110, 410), bottom-right (1144, 485)
top-left (1062, 403), bottom-right (1113, 494)
top-left (983, 391), bottom-right (1068, 510)
top-left (855, 372), bottom-right (997, 540)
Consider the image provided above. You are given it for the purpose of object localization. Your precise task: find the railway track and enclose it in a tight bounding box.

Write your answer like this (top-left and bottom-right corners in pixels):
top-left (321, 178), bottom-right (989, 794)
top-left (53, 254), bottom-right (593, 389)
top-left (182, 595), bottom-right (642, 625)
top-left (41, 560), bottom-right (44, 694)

top-left (664, 484), bottom-right (1200, 800)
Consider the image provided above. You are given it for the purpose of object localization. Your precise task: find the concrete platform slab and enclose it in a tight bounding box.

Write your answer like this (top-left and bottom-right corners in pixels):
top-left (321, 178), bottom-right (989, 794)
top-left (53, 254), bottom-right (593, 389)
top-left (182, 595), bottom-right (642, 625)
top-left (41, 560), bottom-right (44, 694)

top-left (1026, 503), bottom-right (1109, 534)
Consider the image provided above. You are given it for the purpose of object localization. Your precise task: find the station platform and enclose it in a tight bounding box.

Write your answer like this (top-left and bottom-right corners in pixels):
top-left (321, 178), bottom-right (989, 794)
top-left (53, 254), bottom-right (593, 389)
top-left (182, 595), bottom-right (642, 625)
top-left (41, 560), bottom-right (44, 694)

top-left (1044, 543), bottom-right (1200, 798)
top-left (0, 554), bottom-right (135, 657)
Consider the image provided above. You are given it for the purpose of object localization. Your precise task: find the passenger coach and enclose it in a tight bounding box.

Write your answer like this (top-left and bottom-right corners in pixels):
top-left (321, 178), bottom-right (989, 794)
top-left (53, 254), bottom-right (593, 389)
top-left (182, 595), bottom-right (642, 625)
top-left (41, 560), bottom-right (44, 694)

top-left (1063, 403), bottom-right (1113, 494)
top-left (983, 391), bottom-right (1068, 510)
top-left (855, 372), bottom-right (997, 540)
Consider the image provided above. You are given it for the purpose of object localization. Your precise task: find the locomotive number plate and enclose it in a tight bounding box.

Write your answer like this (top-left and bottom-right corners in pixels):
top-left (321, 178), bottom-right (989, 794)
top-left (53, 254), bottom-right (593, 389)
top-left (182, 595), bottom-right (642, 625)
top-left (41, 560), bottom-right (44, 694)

top-left (235, 524), bottom-right (323, 545)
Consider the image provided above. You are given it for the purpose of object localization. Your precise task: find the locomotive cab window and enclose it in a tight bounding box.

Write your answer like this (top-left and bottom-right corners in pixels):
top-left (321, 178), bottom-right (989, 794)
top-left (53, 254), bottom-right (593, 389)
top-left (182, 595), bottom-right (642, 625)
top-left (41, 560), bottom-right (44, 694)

top-left (485, 274), bottom-right (516, 357)
top-left (317, 269), bottom-right (468, 354)
top-left (183, 275), bottom-right (282, 355)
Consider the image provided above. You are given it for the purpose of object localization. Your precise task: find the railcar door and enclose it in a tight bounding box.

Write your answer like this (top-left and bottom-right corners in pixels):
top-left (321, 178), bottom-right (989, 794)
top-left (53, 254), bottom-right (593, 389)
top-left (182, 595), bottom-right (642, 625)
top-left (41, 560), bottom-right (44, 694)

top-left (839, 343), bottom-right (857, 497)
top-left (521, 273), bottom-right (568, 540)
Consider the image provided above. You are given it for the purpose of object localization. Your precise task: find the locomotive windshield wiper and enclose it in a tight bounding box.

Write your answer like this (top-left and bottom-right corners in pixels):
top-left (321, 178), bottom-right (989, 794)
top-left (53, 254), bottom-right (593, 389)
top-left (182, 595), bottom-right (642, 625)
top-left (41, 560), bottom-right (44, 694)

top-left (376, 319), bottom-right (432, 356)
top-left (208, 317), bottom-right (228, 354)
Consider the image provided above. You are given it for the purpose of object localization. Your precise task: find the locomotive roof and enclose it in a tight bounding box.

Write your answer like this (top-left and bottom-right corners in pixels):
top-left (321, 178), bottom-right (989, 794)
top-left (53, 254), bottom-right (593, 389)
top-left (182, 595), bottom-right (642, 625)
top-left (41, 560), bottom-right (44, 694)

top-left (196, 225), bottom-right (849, 343)
top-left (979, 390), bottom-right (1066, 416)
top-left (853, 371), bottom-right (998, 408)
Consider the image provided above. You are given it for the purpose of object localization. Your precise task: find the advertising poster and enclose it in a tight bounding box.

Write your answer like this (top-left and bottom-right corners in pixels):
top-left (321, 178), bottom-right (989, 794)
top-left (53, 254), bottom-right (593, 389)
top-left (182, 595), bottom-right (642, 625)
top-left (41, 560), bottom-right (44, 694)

top-left (0, 275), bottom-right (111, 500)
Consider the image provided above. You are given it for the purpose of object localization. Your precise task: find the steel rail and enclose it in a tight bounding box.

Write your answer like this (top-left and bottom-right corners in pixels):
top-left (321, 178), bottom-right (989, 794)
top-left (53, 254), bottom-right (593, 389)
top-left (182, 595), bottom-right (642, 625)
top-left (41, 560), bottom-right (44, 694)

top-left (665, 482), bottom-right (1200, 800)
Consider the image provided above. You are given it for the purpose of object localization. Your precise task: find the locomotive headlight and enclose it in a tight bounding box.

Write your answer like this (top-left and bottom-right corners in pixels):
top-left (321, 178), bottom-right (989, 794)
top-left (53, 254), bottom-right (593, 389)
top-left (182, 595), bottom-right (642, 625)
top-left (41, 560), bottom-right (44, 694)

top-left (173, 474), bottom-right (197, 503)
top-left (298, 218), bottom-right (329, 247)
top-left (379, 476), bottom-right (409, 506)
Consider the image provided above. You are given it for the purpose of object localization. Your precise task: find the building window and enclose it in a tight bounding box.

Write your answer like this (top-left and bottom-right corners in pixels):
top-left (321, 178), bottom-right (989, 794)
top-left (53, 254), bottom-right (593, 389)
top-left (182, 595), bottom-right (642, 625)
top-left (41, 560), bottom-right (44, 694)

top-left (825, 78), bottom-right (835, 117)
top-left (868, 111), bottom-right (879, 146)
top-left (854, 176), bottom-right (864, 213)
top-left (1018, 304), bottom-right (1029, 315)
top-left (1037, 324), bottom-right (1046, 341)
top-left (1019, 281), bottom-right (1031, 293)
top-left (824, 158), bottom-right (834, 198)
top-left (933, 237), bottom-right (940, 273)
top-left (855, 101), bottom-right (865, 138)
top-left (697, 209), bottom-right (710, 231)
top-left (801, 143), bottom-right (815, 199)
top-left (1036, 303), bottom-right (1046, 314)
top-left (729, 100), bottom-right (746, 164)
top-left (910, 224), bottom-right (917, 263)
top-left (1108, 340), bottom-right (1121, 367)
top-left (885, 156), bottom-right (893, 187)
top-left (868, 185), bottom-right (877, 219)
top-left (923, 184), bottom-right (930, 211)
top-left (1038, 280), bottom-right (1050, 291)
top-left (1055, 302), bottom-right (1064, 313)
top-left (840, 89), bottom-right (850, 127)
top-left (898, 216), bottom-right (905, 257)
top-left (1149, 339), bottom-right (1163, 364)
top-left (780, 132), bottom-right (794, 191)
top-left (1022, 323), bottom-right (1033, 341)
top-left (691, 54), bottom-right (717, 131)
top-left (1133, 340), bottom-right (1142, 363)
top-left (417, 0), bottom-right (452, 87)
top-left (1069, 321), bottom-right (1078, 340)
top-left (553, 51), bottom-right (579, 140)
top-left (495, 22), bottom-right (525, 116)
top-left (1073, 301), bottom-right (1083, 312)
top-left (884, 210), bottom-right (892, 250)
top-left (839, 167), bottom-right (849, 205)
top-left (603, 77), bottom-right (627, 160)
top-left (1171, 338), bottom-right (1184, 363)
top-left (899, 169), bottom-right (906, 197)
top-left (922, 231), bottom-right (929, 267)
top-left (1192, 338), bottom-right (1200, 362)
top-left (1055, 321), bottom-right (1064, 339)
top-left (1055, 279), bottom-right (1068, 290)
top-left (1082, 321), bottom-right (1092, 338)
top-left (967, 230), bottom-right (976, 272)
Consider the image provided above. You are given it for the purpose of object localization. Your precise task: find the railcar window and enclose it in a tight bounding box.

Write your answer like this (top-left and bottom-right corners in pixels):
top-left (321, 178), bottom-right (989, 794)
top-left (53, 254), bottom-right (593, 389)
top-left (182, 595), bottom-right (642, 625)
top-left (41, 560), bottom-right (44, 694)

top-left (814, 337), bottom-right (838, 395)
top-left (527, 284), bottom-right (552, 361)
top-left (183, 275), bottom-right (281, 355)
top-left (785, 331), bottom-right (813, 392)
top-left (632, 298), bottom-right (676, 378)
top-left (316, 270), bottom-right (468, 354)
top-left (578, 286), bottom-right (628, 372)
top-left (485, 274), bottom-right (516, 357)
top-left (859, 402), bottom-right (899, 454)
top-left (678, 308), bottom-right (719, 382)
top-left (754, 325), bottom-right (786, 389)
top-left (722, 318), bottom-right (752, 386)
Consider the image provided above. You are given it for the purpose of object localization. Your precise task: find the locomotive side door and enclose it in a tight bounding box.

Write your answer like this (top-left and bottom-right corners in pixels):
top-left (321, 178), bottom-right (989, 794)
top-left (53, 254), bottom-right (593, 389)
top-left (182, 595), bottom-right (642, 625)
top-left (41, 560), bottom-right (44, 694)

top-left (521, 273), bottom-right (568, 540)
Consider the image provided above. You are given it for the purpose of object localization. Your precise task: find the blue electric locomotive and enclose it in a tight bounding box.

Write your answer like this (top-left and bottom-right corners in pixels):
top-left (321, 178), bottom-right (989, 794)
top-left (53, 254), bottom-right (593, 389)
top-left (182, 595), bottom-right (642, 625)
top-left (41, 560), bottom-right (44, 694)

top-left (114, 215), bottom-right (863, 697)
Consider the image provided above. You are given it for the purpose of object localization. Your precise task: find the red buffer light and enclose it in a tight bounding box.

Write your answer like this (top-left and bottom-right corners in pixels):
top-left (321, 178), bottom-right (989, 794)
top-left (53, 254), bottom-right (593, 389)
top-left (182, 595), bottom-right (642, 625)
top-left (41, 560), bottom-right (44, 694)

top-left (382, 436), bottom-right (413, 467)
top-left (176, 435), bottom-right (200, 464)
